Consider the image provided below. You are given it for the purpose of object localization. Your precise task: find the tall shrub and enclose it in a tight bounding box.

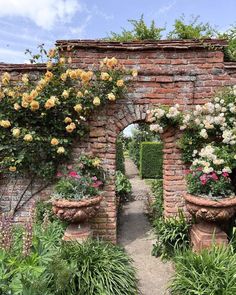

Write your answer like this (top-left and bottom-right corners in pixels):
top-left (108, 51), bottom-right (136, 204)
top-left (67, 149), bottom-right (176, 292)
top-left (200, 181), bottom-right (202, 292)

top-left (140, 142), bottom-right (163, 179)
top-left (116, 138), bottom-right (125, 174)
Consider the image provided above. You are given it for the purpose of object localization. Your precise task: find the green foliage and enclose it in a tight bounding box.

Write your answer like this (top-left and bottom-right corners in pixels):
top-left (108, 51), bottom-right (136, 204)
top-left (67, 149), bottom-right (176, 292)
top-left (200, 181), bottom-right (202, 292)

top-left (128, 123), bottom-right (156, 168)
top-left (140, 142), bottom-right (163, 179)
top-left (219, 25), bottom-right (236, 61)
top-left (116, 138), bottom-right (125, 174)
top-left (61, 239), bottom-right (138, 295)
top-left (168, 15), bottom-right (216, 39)
top-left (115, 171), bottom-right (132, 202)
top-left (178, 129), bottom-right (202, 163)
top-left (108, 15), bottom-right (164, 41)
top-left (152, 211), bottom-right (190, 260)
top-left (170, 246), bottom-right (236, 295)
top-left (150, 179), bottom-right (163, 221)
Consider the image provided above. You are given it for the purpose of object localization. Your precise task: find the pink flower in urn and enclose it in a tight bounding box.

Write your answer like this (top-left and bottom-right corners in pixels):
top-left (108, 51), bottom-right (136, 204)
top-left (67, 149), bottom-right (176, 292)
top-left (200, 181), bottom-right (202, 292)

top-left (210, 172), bottom-right (218, 181)
top-left (200, 174), bottom-right (208, 185)
top-left (68, 171), bottom-right (81, 179)
top-left (67, 165), bottom-right (73, 170)
top-left (92, 176), bottom-right (97, 181)
top-left (222, 172), bottom-right (229, 178)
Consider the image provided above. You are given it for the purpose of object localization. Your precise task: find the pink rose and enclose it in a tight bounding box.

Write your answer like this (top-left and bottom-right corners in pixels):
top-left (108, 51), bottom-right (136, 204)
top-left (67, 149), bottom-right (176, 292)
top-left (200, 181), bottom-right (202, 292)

top-left (200, 174), bottom-right (208, 185)
top-left (68, 171), bottom-right (80, 179)
top-left (222, 172), bottom-right (229, 178)
top-left (210, 172), bottom-right (218, 181)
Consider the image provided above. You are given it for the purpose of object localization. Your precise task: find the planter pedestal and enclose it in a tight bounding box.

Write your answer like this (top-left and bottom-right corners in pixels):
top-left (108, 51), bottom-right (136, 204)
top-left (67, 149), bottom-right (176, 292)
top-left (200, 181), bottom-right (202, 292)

top-left (52, 196), bottom-right (103, 243)
top-left (190, 223), bottom-right (228, 252)
top-left (63, 223), bottom-right (93, 242)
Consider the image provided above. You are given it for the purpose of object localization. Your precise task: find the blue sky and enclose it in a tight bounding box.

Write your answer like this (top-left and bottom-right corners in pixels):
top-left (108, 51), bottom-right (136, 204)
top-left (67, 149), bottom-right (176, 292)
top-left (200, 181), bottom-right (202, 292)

top-left (0, 0), bottom-right (235, 64)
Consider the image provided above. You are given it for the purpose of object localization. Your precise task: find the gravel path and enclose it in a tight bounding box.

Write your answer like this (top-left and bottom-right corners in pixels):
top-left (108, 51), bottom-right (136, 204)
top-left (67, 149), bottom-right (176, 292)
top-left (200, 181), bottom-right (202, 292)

top-left (118, 158), bottom-right (174, 295)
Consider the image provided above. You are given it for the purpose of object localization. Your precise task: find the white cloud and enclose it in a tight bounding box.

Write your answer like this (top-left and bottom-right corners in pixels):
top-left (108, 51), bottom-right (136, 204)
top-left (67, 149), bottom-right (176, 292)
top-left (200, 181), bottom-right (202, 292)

top-left (0, 0), bottom-right (82, 30)
top-left (158, 1), bottom-right (177, 15)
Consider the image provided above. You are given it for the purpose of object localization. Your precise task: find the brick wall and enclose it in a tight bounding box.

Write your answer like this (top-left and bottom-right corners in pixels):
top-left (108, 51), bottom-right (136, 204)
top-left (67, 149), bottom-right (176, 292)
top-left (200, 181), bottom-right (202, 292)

top-left (1, 40), bottom-right (236, 242)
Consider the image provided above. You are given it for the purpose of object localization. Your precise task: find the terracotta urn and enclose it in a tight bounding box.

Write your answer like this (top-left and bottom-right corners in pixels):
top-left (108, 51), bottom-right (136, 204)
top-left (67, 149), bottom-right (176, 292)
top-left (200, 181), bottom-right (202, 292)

top-left (184, 193), bottom-right (236, 251)
top-left (52, 195), bottom-right (103, 242)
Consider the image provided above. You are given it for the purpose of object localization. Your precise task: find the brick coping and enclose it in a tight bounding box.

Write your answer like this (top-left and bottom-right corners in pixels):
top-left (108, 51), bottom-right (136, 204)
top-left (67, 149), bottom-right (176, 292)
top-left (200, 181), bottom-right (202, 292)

top-left (56, 39), bottom-right (227, 50)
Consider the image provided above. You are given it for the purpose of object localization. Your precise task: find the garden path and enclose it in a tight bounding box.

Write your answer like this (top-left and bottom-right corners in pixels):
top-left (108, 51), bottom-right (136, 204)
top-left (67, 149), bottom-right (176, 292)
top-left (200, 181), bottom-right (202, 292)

top-left (118, 158), bottom-right (174, 295)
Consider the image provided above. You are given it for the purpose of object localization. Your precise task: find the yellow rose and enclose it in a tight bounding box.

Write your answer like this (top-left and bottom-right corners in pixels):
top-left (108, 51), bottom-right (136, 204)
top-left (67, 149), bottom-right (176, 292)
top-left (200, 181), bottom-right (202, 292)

top-left (59, 57), bottom-right (66, 64)
top-left (21, 100), bottom-right (29, 108)
top-left (45, 71), bottom-right (53, 81)
top-left (93, 96), bottom-right (101, 106)
top-left (116, 79), bottom-right (124, 87)
top-left (30, 89), bottom-right (38, 99)
top-left (24, 134), bottom-right (33, 142)
top-left (68, 57), bottom-right (72, 64)
top-left (76, 91), bottom-right (83, 98)
top-left (51, 138), bottom-right (59, 145)
top-left (46, 61), bottom-right (53, 69)
top-left (107, 57), bottom-right (118, 68)
top-left (62, 90), bottom-right (69, 99)
top-left (64, 117), bottom-right (72, 124)
top-left (38, 78), bottom-right (47, 88)
top-left (75, 69), bottom-right (83, 77)
top-left (100, 72), bottom-right (110, 81)
top-left (80, 71), bottom-right (93, 83)
top-left (12, 128), bottom-right (20, 138)
top-left (14, 103), bottom-right (21, 111)
top-left (60, 73), bottom-right (68, 81)
top-left (45, 96), bottom-right (56, 110)
top-left (69, 70), bottom-right (77, 79)
top-left (74, 104), bottom-right (82, 112)
top-left (1, 72), bottom-right (10, 85)
top-left (0, 120), bottom-right (11, 128)
top-left (22, 74), bottom-right (29, 84)
top-left (107, 93), bottom-right (116, 101)
top-left (8, 90), bottom-right (15, 97)
top-left (9, 166), bottom-right (16, 172)
top-left (66, 122), bottom-right (76, 133)
top-left (132, 69), bottom-right (138, 77)
top-left (47, 48), bottom-right (56, 58)
top-left (57, 146), bottom-right (65, 154)
top-left (30, 100), bottom-right (40, 111)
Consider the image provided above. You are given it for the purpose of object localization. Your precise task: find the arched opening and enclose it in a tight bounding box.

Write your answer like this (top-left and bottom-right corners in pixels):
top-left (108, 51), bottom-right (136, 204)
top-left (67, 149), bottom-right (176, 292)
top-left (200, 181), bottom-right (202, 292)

top-left (116, 121), bottom-right (164, 243)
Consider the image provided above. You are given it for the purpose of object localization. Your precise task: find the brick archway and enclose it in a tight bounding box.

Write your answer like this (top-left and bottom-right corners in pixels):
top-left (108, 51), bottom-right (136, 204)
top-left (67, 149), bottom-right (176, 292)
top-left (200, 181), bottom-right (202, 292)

top-left (1, 39), bottom-right (236, 242)
top-left (75, 102), bottom-right (185, 242)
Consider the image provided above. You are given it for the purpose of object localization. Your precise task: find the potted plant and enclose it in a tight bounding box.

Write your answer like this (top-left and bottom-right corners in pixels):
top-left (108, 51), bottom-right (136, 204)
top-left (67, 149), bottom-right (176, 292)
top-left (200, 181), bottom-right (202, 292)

top-left (147, 86), bottom-right (236, 250)
top-left (182, 87), bottom-right (236, 250)
top-left (52, 155), bottom-right (105, 241)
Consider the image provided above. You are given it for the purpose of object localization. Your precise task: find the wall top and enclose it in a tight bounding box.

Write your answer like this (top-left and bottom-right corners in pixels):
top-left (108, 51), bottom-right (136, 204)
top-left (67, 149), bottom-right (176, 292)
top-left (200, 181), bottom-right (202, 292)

top-left (56, 39), bottom-right (227, 51)
top-left (0, 63), bottom-right (46, 72)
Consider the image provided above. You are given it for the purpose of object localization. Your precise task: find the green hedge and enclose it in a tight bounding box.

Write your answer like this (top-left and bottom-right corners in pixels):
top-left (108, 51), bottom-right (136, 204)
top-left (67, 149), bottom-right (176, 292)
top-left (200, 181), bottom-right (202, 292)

top-left (116, 139), bottom-right (125, 174)
top-left (140, 142), bottom-right (163, 179)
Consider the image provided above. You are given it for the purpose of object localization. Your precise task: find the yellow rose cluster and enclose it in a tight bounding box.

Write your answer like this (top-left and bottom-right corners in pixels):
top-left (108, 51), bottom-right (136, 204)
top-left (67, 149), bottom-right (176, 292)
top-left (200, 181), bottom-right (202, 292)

top-left (0, 50), bottom-right (137, 177)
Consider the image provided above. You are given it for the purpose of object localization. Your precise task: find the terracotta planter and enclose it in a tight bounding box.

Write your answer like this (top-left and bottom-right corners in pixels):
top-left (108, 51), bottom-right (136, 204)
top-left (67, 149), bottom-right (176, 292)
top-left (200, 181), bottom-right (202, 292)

top-left (52, 195), bottom-right (103, 223)
top-left (184, 193), bottom-right (236, 251)
top-left (184, 193), bottom-right (236, 223)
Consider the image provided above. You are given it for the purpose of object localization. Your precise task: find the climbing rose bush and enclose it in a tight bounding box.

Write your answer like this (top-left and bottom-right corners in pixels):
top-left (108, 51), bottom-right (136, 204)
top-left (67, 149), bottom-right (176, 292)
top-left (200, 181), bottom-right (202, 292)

top-left (147, 86), bottom-right (236, 198)
top-left (0, 48), bottom-right (137, 179)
